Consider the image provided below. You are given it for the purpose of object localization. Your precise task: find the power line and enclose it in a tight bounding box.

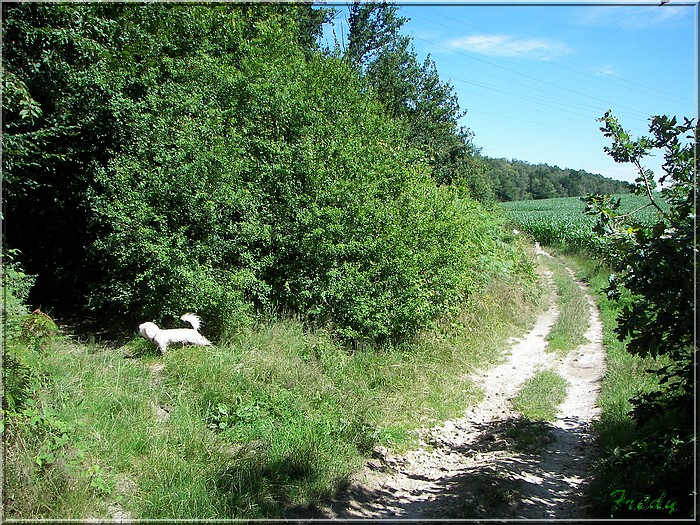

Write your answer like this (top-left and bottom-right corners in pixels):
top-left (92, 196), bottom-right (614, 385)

top-left (322, 4), bottom-right (688, 123)
top-left (453, 78), bottom-right (600, 123)
top-left (465, 108), bottom-right (596, 135)
top-left (407, 5), bottom-right (694, 107)
top-left (413, 34), bottom-right (661, 119)
top-left (420, 50), bottom-right (654, 126)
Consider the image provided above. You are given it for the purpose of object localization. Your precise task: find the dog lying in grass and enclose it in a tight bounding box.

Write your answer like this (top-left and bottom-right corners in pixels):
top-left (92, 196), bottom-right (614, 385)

top-left (139, 313), bottom-right (211, 354)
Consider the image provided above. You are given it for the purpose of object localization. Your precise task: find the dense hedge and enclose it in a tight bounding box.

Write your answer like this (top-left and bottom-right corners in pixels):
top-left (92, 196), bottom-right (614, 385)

top-left (4, 3), bottom-right (529, 344)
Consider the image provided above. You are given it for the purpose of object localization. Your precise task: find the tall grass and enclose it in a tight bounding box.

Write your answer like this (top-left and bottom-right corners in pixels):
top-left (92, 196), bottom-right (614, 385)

top-left (511, 369), bottom-right (568, 422)
top-left (3, 259), bottom-right (545, 519)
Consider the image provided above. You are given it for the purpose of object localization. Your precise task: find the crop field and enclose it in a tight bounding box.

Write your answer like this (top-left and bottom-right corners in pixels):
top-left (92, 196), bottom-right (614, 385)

top-left (501, 193), bottom-right (666, 253)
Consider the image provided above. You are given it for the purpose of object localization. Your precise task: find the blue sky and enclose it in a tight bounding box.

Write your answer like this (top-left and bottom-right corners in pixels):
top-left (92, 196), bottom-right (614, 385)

top-left (320, 1), bottom-right (697, 183)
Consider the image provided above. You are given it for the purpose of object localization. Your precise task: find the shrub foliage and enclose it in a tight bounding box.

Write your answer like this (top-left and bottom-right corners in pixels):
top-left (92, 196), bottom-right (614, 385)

top-left (586, 112), bottom-right (696, 518)
top-left (3, 3), bottom-right (521, 344)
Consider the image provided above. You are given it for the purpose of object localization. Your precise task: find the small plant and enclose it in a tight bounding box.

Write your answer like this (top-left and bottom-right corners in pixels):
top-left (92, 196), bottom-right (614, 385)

top-left (205, 399), bottom-right (262, 433)
top-left (22, 403), bottom-right (73, 469)
top-left (84, 463), bottom-right (112, 496)
top-left (21, 309), bottom-right (58, 350)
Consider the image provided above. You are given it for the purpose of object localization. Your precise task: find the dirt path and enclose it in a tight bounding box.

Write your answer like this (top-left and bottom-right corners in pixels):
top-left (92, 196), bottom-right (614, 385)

top-left (313, 247), bottom-right (606, 519)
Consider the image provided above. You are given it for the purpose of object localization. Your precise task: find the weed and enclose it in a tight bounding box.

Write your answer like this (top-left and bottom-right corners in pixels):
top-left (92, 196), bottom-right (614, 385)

top-left (512, 369), bottom-right (568, 422)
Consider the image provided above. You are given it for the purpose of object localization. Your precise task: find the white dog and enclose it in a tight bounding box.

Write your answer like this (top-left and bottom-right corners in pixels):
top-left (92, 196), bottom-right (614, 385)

top-left (139, 313), bottom-right (211, 354)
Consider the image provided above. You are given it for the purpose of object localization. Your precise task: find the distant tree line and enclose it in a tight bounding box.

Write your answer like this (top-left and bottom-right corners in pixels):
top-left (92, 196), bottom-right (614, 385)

top-left (484, 156), bottom-right (631, 201)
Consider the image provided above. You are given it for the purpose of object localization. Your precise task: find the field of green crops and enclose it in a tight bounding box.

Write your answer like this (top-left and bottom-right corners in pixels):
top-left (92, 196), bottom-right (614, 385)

top-left (501, 194), bottom-right (666, 254)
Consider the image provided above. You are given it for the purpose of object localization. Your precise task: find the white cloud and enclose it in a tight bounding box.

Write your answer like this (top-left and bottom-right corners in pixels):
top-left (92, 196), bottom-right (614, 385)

top-left (593, 65), bottom-right (620, 78)
top-left (445, 34), bottom-right (572, 61)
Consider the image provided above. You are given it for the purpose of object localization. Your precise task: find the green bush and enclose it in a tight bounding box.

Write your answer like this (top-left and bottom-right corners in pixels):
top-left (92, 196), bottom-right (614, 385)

top-left (83, 13), bottom-right (508, 344)
top-left (4, 3), bottom-right (531, 345)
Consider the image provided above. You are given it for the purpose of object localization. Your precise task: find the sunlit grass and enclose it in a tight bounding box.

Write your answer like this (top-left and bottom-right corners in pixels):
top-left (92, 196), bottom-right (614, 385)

top-left (3, 264), bottom-right (545, 519)
top-left (543, 257), bottom-right (590, 357)
top-left (511, 369), bottom-right (568, 422)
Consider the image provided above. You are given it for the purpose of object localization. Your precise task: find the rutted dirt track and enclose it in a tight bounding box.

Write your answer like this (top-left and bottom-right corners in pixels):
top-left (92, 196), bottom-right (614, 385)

top-left (311, 247), bottom-right (606, 520)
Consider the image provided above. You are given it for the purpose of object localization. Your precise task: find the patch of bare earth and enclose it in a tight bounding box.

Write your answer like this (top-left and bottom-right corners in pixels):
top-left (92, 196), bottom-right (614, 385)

top-left (312, 248), bottom-right (606, 519)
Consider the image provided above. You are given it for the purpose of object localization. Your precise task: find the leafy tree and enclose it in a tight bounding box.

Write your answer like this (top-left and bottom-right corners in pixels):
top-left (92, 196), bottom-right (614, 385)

top-left (345, 0), bottom-right (407, 69)
top-left (530, 173), bottom-right (559, 199)
top-left (3, 3), bottom-right (117, 307)
top-left (485, 156), bottom-right (630, 201)
top-left (585, 111), bottom-right (696, 517)
top-left (345, 1), bottom-right (492, 200)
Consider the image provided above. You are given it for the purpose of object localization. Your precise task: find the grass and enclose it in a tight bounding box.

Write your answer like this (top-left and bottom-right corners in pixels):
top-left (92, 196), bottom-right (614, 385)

top-left (542, 256), bottom-right (590, 357)
top-left (511, 369), bottom-right (568, 422)
top-left (3, 261), bottom-right (546, 520)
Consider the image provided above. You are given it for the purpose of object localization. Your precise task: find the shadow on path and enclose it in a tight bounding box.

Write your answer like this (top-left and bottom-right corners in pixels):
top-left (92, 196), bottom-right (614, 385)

top-left (292, 414), bottom-right (598, 520)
